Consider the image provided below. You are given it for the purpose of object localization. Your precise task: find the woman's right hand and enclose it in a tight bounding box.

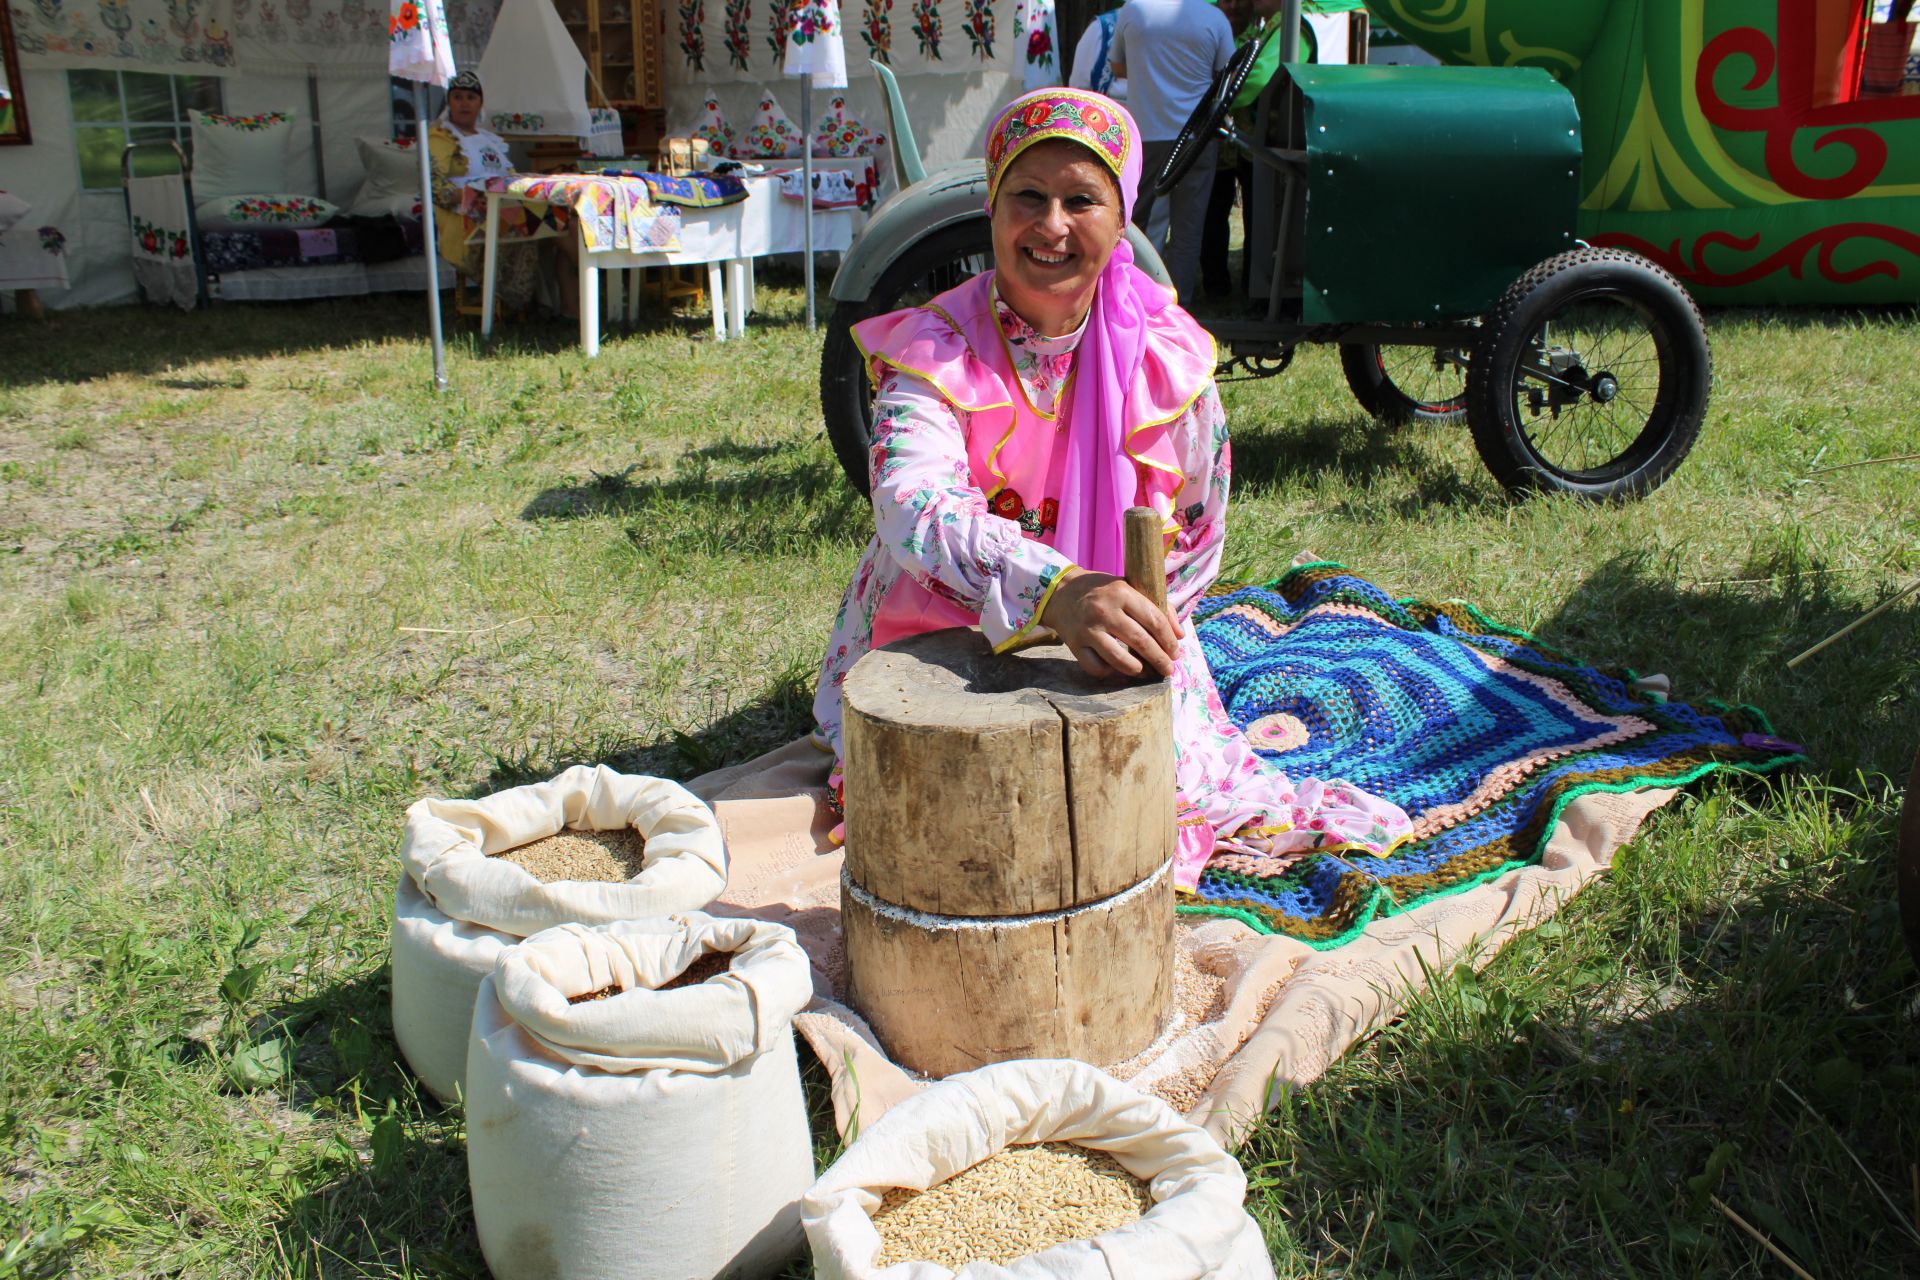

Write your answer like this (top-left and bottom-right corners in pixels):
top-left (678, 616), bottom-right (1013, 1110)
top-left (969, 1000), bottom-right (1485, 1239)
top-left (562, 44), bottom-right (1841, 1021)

top-left (1040, 569), bottom-right (1182, 679)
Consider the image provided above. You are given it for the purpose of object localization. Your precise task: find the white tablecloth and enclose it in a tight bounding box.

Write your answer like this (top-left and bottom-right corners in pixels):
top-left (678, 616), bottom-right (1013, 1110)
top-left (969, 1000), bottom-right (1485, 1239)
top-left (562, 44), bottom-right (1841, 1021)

top-left (671, 174), bottom-right (857, 260)
top-left (483, 172), bottom-right (860, 354)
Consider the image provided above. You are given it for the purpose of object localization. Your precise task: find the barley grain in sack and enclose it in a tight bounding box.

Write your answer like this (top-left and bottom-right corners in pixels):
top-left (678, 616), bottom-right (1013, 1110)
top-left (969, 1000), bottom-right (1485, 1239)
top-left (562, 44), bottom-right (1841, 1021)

top-left (467, 915), bottom-right (815, 1280)
top-left (802, 1059), bottom-right (1276, 1279)
top-left (389, 766), bottom-right (726, 1103)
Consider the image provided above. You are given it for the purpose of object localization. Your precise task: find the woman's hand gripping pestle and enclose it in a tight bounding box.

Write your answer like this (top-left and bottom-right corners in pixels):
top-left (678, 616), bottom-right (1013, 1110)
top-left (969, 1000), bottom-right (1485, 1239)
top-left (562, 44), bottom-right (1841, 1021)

top-left (1039, 506), bottom-right (1182, 680)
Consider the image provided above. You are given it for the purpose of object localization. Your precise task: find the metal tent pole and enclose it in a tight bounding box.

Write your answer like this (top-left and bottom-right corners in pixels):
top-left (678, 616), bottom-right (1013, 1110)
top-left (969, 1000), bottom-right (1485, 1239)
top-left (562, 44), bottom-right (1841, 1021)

top-left (801, 72), bottom-right (816, 332)
top-left (413, 83), bottom-right (449, 392)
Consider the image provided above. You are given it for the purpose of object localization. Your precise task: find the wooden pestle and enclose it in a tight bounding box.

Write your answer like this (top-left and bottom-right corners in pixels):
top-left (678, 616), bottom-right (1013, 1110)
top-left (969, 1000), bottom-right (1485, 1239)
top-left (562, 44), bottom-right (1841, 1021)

top-left (1123, 505), bottom-right (1170, 618)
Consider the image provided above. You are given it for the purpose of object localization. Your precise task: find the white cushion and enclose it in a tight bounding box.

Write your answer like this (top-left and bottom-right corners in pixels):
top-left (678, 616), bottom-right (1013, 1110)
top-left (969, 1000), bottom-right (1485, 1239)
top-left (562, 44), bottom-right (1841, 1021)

top-left (195, 192), bottom-right (340, 230)
top-left (348, 136), bottom-right (425, 218)
top-left (189, 110), bottom-right (295, 201)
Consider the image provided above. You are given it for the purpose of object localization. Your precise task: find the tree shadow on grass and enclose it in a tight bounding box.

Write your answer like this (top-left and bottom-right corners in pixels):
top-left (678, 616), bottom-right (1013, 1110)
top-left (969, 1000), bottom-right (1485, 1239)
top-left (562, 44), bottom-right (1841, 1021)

top-left (0, 293), bottom-right (737, 388)
top-left (477, 673), bottom-right (820, 797)
top-left (518, 448), bottom-right (874, 556)
top-left (1522, 552), bottom-right (1918, 780)
top-left (1231, 414), bottom-right (1493, 512)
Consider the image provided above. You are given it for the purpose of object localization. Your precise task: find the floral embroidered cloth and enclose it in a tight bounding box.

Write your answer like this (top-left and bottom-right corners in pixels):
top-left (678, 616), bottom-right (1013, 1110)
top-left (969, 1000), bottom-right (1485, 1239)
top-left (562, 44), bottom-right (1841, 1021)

top-left (782, 0), bottom-right (849, 87)
top-left (388, 0), bottom-right (457, 83)
top-left (775, 164), bottom-right (877, 210)
top-left (811, 93), bottom-right (885, 157)
top-left (125, 173), bottom-right (199, 311)
top-left (734, 92), bottom-right (805, 158)
top-left (683, 94), bottom-right (738, 156)
top-left (476, 174), bottom-right (683, 253)
top-left (814, 285), bottom-right (1413, 887)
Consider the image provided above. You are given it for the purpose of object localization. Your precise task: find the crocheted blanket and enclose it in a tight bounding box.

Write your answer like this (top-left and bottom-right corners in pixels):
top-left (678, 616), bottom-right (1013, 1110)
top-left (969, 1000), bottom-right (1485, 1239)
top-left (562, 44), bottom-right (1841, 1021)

top-left (1183, 565), bottom-right (1805, 948)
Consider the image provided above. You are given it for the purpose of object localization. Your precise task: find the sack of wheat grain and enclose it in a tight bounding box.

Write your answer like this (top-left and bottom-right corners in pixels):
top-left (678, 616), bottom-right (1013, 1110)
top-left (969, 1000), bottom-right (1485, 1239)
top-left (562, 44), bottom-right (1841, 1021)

top-left (466, 914), bottom-right (815, 1280)
top-left (388, 766), bottom-right (727, 1103)
top-left (802, 1058), bottom-right (1275, 1279)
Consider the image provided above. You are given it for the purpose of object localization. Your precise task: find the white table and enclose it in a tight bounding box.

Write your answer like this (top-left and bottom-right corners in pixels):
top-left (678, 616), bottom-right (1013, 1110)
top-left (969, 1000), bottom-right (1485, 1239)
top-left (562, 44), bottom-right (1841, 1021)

top-left (0, 202), bottom-right (67, 319)
top-left (481, 174), bottom-right (860, 355)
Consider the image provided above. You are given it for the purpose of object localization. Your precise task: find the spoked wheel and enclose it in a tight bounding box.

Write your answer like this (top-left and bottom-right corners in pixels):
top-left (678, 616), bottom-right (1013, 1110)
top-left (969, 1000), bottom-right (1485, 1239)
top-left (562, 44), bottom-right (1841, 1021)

top-left (1339, 343), bottom-right (1469, 424)
top-left (1465, 247), bottom-right (1711, 500)
top-left (1153, 37), bottom-right (1263, 196)
top-left (819, 219), bottom-right (993, 494)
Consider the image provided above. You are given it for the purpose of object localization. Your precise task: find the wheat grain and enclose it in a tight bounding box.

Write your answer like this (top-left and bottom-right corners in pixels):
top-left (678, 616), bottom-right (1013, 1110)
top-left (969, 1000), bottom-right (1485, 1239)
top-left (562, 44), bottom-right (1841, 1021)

top-left (871, 1142), bottom-right (1150, 1268)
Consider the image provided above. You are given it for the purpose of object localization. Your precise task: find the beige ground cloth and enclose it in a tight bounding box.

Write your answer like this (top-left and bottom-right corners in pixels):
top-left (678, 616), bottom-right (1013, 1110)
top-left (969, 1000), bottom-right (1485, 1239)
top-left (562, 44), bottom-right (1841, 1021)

top-left (688, 738), bottom-right (1673, 1150)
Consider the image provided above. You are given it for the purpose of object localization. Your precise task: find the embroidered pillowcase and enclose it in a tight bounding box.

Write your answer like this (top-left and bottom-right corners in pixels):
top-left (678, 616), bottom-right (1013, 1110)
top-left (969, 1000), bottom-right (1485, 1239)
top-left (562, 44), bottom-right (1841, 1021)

top-left (811, 94), bottom-right (884, 157)
top-left (189, 110), bottom-right (296, 200)
top-left (349, 136), bottom-right (424, 218)
top-left (195, 193), bottom-right (341, 230)
top-left (682, 94), bottom-right (737, 158)
top-left (733, 92), bottom-right (804, 159)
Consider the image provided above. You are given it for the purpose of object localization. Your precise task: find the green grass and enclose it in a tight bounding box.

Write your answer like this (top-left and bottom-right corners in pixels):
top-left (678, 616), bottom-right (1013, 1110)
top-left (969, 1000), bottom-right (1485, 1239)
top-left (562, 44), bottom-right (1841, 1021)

top-left (0, 286), bottom-right (1915, 1278)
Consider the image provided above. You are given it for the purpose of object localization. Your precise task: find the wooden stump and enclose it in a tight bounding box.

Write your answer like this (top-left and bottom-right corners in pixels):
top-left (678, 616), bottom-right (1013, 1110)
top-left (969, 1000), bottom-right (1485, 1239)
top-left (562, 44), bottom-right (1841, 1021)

top-left (842, 863), bottom-right (1175, 1078)
top-left (840, 626), bottom-right (1176, 1076)
top-left (842, 629), bottom-right (1174, 916)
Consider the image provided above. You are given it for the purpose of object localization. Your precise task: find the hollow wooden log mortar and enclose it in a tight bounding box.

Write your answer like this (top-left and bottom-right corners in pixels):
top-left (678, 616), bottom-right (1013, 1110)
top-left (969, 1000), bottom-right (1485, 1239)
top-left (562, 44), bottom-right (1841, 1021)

top-left (839, 509), bottom-right (1177, 1077)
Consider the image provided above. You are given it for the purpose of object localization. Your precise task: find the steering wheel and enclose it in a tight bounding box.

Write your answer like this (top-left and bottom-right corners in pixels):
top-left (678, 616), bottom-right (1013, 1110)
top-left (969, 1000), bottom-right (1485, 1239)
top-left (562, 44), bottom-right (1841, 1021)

top-left (1153, 37), bottom-right (1263, 196)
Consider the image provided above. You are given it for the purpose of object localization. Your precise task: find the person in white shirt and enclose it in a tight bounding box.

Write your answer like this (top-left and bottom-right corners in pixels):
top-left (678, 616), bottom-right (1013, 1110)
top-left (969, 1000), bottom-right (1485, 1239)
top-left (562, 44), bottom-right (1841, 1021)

top-left (1067, 0), bottom-right (1129, 100)
top-left (1108, 0), bottom-right (1233, 301)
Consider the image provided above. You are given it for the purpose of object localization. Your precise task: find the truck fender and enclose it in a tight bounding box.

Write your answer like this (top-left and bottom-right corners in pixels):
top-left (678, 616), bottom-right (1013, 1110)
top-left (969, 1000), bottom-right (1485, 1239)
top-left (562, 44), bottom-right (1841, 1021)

top-left (828, 160), bottom-right (1172, 302)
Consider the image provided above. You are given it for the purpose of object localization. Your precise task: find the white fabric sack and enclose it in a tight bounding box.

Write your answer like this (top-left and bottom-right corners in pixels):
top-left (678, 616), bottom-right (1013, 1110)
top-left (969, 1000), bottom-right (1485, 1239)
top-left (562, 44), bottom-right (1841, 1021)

top-left (803, 1060), bottom-right (1275, 1279)
top-left (399, 765), bottom-right (727, 936)
top-left (389, 873), bottom-right (516, 1104)
top-left (467, 916), bottom-right (817, 1280)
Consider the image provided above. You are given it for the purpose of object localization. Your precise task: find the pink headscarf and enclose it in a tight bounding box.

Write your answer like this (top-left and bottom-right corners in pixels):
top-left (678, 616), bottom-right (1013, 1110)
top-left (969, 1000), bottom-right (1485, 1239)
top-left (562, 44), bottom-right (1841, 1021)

top-left (984, 88), bottom-right (1167, 579)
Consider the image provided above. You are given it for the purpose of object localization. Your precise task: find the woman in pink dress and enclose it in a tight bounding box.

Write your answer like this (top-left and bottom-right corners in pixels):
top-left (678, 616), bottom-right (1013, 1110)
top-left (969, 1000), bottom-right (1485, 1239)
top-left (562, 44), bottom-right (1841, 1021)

top-left (813, 88), bottom-right (1411, 889)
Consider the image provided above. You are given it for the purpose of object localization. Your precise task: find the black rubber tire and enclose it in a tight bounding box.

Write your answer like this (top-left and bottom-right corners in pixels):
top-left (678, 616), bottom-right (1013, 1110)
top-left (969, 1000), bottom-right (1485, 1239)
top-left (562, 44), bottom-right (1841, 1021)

top-left (1338, 343), bottom-right (1469, 425)
top-left (820, 218), bottom-right (994, 494)
top-left (1898, 746), bottom-right (1920, 970)
top-left (1464, 247), bottom-right (1711, 501)
top-left (1154, 37), bottom-right (1263, 196)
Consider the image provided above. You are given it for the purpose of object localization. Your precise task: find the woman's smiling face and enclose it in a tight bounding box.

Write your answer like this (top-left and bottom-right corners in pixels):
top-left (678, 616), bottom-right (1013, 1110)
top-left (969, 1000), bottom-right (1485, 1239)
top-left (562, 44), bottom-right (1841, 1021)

top-left (990, 138), bottom-right (1125, 335)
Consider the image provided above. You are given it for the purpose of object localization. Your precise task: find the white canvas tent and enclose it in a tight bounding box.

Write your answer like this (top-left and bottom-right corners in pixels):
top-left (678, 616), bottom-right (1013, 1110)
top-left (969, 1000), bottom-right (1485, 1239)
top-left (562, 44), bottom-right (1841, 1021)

top-left (2, 0), bottom-right (1072, 309)
top-left (477, 0), bottom-right (591, 134)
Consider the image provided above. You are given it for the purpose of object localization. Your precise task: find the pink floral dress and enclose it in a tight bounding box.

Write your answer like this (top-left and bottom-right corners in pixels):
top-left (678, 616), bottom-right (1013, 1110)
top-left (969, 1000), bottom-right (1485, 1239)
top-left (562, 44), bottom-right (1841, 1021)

top-left (814, 289), bottom-right (1412, 888)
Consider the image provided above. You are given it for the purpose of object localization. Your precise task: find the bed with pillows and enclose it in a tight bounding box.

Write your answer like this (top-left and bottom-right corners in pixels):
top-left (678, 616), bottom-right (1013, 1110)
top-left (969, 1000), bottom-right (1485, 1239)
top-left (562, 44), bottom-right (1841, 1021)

top-left (126, 109), bottom-right (453, 308)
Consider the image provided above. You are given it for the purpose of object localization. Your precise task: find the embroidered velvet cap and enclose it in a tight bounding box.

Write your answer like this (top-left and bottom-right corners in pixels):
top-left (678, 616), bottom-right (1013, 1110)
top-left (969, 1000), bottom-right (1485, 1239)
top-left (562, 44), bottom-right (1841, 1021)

top-left (448, 69), bottom-right (483, 95)
top-left (984, 89), bottom-right (1138, 216)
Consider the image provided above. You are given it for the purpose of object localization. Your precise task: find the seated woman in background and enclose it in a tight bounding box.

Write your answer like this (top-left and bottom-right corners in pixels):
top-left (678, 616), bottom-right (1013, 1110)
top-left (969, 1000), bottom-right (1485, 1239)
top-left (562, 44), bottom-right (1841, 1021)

top-left (812, 88), bottom-right (1411, 889)
top-left (426, 70), bottom-right (576, 317)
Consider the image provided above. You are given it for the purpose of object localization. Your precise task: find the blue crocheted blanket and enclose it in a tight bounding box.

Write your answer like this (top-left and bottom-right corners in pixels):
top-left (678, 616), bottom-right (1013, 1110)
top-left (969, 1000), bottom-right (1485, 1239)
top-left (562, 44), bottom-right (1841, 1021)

top-left (1183, 565), bottom-right (1805, 948)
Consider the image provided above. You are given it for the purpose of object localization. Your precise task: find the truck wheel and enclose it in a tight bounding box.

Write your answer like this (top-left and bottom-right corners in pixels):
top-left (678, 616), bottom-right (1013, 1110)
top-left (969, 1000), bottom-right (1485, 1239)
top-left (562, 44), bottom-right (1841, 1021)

top-left (1339, 343), bottom-right (1469, 424)
top-left (1464, 247), bottom-right (1710, 500)
top-left (820, 219), bottom-right (993, 495)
